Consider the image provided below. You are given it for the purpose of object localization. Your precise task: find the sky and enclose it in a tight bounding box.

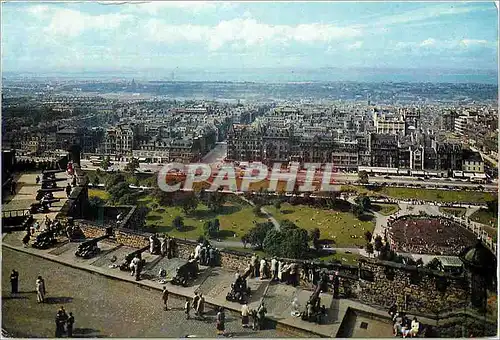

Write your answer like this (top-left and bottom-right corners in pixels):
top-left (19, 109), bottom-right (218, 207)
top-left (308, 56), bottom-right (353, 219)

top-left (1, 1), bottom-right (498, 74)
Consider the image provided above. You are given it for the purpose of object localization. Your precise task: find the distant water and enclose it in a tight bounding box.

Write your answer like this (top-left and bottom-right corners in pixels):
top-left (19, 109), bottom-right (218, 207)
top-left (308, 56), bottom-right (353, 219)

top-left (4, 68), bottom-right (498, 85)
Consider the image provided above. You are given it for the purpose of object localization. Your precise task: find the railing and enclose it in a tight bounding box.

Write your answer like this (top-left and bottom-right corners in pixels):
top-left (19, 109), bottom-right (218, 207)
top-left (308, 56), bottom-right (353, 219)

top-left (2, 209), bottom-right (31, 218)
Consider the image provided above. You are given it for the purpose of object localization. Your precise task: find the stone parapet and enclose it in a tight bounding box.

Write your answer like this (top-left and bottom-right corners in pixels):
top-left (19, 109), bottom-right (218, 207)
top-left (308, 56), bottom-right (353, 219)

top-left (74, 222), bottom-right (471, 316)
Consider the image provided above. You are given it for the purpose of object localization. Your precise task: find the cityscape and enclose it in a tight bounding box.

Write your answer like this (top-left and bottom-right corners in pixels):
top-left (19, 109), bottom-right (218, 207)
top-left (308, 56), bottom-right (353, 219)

top-left (1, 1), bottom-right (498, 338)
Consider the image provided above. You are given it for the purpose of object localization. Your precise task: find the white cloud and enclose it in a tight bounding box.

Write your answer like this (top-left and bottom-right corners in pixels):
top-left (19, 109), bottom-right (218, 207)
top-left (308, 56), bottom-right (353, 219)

top-left (460, 39), bottom-right (490, 47)
top-left (27, 5), bottom-right (50, 17)
top-left (420, 38), bottom-right (436, 47)
top-left (123, 1), bottom-right (219, 14)
top-left (27, 6), bottom-right (132, 37)
top-left (393, 38), bottom-right (496, 52)
top-left (370, 4), bottom-right (492, 27)
top-left (144, 18), bottom-right (362, 50)
top-left (347, 41), bottom-right (363, 50)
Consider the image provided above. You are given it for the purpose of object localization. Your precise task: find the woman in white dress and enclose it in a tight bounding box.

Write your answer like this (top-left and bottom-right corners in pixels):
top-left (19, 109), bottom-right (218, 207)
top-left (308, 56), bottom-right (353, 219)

top-left (36, 276), bottom-right (46, 303)
top-left (277, 260), bottom-right (283, 282)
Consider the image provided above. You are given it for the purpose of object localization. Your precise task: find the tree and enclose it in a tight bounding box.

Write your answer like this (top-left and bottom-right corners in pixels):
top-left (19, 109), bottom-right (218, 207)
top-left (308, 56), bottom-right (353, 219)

top-left (274, 201), bottom-right (282, 210)
top-left (309, 228), bottom-right (321, 251)
top-left (253, 203), bottom-right (262, 216)
top-left (92, 176), bottom-right (100, 187)
top-left (358, 170), bottom-right (369, 184)
top-left (134, 206), bottom-right (150, 229)
top-left (351, 204), bottom-right (363, 217)
top-left (486, 198), bottom-right (498, 215)
top-left (355, 196), bottom-right (372, 211)
top-left (280, 219), bottom-right (298, 230)
top-left (241, 234), bottom-right (249, 248)
top-left (119, 193), bottom-right (138, 205)
top-left (172, 216), bottom-right (184, 231)
top-left (182, 193), bottom-right (198, 215)
top-left (374, 235), bottom-right (383, 253)
top-left (125, 158), bottom-right (140, 173)
top-left (105, 173), bottom-right (126, 191)
top-left (263, 225), bottom-right (309, 259)
top-left (207, 191), bottom-right (226, 212)
top-left (203, 220), bottom-right (213, 237)
top-left (364, 230), bottom-right (373, 242)
top-left (242, 221), bottom-right (274, 250)
top-left (213, 218), bottom-right (220, 236)
top-left (365, 242), bottom-right (374, 257)
top-left (108, 182), bottom-right (132, 204)
top-left (100, 156), bottom-right (111, 170)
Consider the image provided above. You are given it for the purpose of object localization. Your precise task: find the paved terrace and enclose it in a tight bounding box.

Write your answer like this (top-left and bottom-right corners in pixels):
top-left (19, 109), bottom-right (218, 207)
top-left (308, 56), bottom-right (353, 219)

top-left (3, 173), bottom-right (70, 225)
top-left (2, 231), bottom-right (395, 338)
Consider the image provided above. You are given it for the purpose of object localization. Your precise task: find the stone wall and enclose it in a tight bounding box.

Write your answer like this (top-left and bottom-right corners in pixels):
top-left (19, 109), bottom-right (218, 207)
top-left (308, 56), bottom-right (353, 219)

top-left (75, 223), bottom-right (470, 316)
top-left (355, 258), bottom-right (468, 315)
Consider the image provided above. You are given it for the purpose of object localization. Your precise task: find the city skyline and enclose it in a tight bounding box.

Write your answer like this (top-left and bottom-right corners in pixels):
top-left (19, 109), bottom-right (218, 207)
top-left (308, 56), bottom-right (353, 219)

top-left (1, 1), bottom-right (498, 76)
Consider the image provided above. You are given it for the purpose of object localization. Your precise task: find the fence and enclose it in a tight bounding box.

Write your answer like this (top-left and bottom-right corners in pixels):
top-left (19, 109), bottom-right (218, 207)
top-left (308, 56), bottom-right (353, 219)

top-left (2, 209), bottom-right (31, 218)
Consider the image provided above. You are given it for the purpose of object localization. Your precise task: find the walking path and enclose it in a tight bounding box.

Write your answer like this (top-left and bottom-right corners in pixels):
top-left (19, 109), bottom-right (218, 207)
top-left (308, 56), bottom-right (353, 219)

top-left (1, 231), bottom-right (387, 337)
top-left (3, 231), bottom-right (494, 338)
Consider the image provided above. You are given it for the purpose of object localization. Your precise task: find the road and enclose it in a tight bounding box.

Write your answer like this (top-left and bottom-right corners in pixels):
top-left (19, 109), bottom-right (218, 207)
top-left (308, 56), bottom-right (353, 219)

top-left (201, 142), bottom-right (227, 164)
top-left (80, 160), bottom-right (496, 191)
top-left (1, 248), bottom-right (286, 338)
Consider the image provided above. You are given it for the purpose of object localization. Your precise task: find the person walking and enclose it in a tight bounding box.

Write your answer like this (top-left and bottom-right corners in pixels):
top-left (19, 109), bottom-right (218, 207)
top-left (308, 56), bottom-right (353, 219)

top-left (196, 293), bottom-right (205, 319)
top-left (216, 307), bottom-right (226, 336)
top-left (257, 303), bottom-right (267, 330)
top-left (241, 303), bottom-right (250, 328)
top-left (184, 298), bottom-right (191, 320)
top-left (67, 312), bottom-right (75, 337)
top-left (55, 306), bottom-right (68, 338)
top-left (192, 292), bottom-right (200, 317)
top-left (162, 286), bottom-right (169, 311)
top-left (36, 276), bottom-right (46, 303)
top-left (250, 309), bottom-right (258, 331)
top-left (22, 232), bottom-right (30, 247)
top-left (270, 257), bottom-right (277, 281)
top-left (10, 270), bottom-right (19, 294)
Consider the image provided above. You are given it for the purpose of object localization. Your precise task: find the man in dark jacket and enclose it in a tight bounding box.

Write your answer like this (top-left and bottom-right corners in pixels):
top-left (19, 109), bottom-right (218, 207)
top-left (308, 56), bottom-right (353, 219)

top-left (67, 312), bottom-right (74, 337)
top-left (10, 270), bottom-right (19, 294)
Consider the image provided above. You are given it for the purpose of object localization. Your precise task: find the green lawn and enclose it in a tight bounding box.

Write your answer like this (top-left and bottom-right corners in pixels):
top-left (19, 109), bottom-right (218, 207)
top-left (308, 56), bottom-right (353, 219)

top-left (379, 187), bottom-right (496, 203)
top-left (470, 208), bottom-right (497, 227)
top-left (138, 196), bottom-right (267, 240)
top-left (221, 246), bottom-right (360, 265)
top-left (84, 170), bottom-right (156, 187)
top-left (88, 188), bottom-right (110, 200)
top-left (318, 252), bottom-right (361, 265)
top-left (341, 185), bottom-right (496, 204)
top-left (222, 247), bottom-right (267, 258)
top-left (264, 203), bottom-right (374, 247)
top-left (438, 207), bottom-right (466, 217)
top-left (371, 203), bottom-right (400, 216)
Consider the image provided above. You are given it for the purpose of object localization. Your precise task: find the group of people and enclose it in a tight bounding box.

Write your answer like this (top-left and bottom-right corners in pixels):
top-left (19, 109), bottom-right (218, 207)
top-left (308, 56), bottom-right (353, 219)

top-left (248, 254), bottom-right (300, 287)
top-left (389, 216), bottom-right (475, 256)
top-left (55, 306), bottom-right (75, 338)
top-left (129, 253), bottom-right (144, 281)
top-left (192, 241), bottom-right (219, 267)
top-left (149, 234), bottom-right (177, 258)
top-left (10, 270), bottom-right (48, 304)
top-left (241, 302), bottom-right (267, 331)
top-left (389, 304), bottom-right (420, 338)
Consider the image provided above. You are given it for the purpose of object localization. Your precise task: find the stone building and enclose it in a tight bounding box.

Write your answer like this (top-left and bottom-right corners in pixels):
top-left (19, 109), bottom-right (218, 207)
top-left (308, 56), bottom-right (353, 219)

top-left (368, 133), bottom-right (399, 168)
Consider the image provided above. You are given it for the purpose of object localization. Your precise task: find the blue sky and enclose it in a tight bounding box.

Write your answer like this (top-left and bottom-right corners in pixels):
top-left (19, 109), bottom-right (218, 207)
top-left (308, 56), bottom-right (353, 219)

top-left (1, 1), bottom-right (498, 73)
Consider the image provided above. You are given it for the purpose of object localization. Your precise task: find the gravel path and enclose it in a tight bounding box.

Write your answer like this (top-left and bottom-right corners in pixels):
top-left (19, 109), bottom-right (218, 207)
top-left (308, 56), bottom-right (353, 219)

top-left (2, 248), bottom-right (290, 338)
